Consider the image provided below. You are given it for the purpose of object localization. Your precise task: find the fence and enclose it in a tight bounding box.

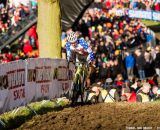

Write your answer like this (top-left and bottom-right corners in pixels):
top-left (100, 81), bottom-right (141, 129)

top-left (0, 58), bottom-right (75, 114)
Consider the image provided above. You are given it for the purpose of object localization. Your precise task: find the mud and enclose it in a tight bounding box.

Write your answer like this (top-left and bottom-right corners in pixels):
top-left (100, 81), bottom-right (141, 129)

top-left (17, 103), bottom-right (160, 130)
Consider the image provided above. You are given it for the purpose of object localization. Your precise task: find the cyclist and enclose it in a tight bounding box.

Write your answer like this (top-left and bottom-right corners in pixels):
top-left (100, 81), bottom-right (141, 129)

top-left (66, 31), bottom-right (94, 63)
top-left (65, 31), bottom-right (94, 105)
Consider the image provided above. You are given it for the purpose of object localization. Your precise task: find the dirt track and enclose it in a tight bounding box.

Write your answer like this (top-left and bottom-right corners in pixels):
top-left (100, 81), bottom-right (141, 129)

top-left (17, 103), bottom-right (160, 130)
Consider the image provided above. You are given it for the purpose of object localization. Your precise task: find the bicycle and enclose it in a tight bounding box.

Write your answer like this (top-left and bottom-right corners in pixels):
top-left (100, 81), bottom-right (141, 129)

top-left (68, 61), bottom-right (89, 106)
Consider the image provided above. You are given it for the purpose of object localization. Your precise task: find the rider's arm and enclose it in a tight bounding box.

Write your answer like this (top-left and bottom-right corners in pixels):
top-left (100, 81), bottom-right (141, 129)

top-left (65, 42), bottom-right (71, 61)
top-left (78, 38), bottom-right (94, 63)
top-left (66, 42), bottom-right (75, 61)
top-left (87, 48), bottom-right (94, 63)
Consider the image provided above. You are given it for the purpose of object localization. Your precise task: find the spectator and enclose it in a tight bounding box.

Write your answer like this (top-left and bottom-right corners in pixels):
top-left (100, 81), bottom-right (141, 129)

top-left (23, 39), bottom-right (33, 54)
top-left (98, 62), bottom-right (108, 83)
top-left (150, 86), bottom-right (159, 101)
top-left (136, 83), bottom-right (151, 102)
top-left (112, 60), bottom-right (122, 80)
top-left (124, 51), bottom-right (135, 78)
top-left (135, 49), bottom-right (146, 80)
top-left (144, 47), bottom-right (155, 77)
top-left (154, 46), bottom-right (160, 77)
top-left (130, 79), bottom-right (142, 93)
top-left (122, 86), bottom-right (137, 102)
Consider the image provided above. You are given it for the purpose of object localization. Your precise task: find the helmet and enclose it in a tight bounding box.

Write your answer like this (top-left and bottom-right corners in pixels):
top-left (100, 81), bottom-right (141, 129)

top-left (67, 32), bottom-right (77, 43)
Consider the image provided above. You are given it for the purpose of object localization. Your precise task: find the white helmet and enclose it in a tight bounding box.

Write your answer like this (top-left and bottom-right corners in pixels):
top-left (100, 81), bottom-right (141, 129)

top-left (67, 32), bottom-right (77, 43)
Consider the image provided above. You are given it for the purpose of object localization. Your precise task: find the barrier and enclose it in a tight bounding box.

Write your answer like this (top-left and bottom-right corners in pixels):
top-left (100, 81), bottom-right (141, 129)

top-left (0, 58), bottom-right (75, 114)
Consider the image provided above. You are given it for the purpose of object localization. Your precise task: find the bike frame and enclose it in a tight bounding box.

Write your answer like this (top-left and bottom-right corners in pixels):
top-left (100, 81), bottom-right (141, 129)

top-left (68, 61), bottom-right (89, 105)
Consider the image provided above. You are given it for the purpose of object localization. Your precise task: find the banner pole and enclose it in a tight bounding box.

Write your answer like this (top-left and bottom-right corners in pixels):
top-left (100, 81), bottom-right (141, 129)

top-left (26, 105), bottom-right (37, 115)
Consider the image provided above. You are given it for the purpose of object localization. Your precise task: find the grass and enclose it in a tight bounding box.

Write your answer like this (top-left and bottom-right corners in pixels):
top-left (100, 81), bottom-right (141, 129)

top-left (0, 98), bottom-right (70, 130)
top-left (142, 20), bottom-right (160, 27)
top-left (141, 20), bottom-right (160, 40)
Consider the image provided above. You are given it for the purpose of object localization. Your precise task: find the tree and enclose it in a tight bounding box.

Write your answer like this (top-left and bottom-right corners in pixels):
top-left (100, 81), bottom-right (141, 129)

top-left (38, 0), bottom-right (61, 58)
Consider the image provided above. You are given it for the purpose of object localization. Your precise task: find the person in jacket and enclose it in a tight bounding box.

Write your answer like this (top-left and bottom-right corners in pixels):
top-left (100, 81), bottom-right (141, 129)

top-left (111, 60), bottom-right (122, 80)
top-left (98, 62), bottom-right (108, 84)
top-left (154, 46), bottom-right (160, 77)
top-left (121, 86), bottom-right (137, 102)
top-left (136, 83), bottom-right (151, 102)
top-left (150, 86), bottom-right (160, 101)
top-left (135, 49), bottom-right (146, 80)
top-left (125, 52), bottom-right (135, 79)
top-left (130, 79), bottom-right (142, 93)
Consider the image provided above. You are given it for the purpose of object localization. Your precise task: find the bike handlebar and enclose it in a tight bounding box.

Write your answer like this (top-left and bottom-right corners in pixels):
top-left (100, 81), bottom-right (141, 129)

top-left (68, 61), bottom-right (89, 65)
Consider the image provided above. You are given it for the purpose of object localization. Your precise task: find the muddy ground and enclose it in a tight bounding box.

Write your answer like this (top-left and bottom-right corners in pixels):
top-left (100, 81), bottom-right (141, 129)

top-left (17, 103), bottom-right (160, 130)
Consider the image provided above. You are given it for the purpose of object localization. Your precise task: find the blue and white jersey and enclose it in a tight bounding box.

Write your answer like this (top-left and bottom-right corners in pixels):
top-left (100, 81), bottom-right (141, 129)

top-left (66, 38), bottom-right (94, 63)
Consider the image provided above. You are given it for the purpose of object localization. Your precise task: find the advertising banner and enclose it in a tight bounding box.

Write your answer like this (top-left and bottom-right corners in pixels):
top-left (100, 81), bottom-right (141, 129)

top-left (25, 58), bottom-right (36, 103)
top-left (152, 11), bottom-right (160, 21)
top-left (7, 60), bottom-right (26, 111)
top-left (0, 59), bottom-right (75, 114)
top-left (128, 10), bottom-right (152, 20)
top-left (110, 9), bottom-right (160, 21)
top-left (0, 64), bottom-right (9, 113)
top-left (34, 58), bottom-right (53, 100)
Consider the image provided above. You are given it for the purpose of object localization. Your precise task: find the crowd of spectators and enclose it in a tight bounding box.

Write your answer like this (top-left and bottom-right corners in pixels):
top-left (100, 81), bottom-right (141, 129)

top-left (0, 0), bottom-right (37, 35)
top-left (0, 25), bottom-right (39, 64)
top-left (0, 0), bottom-right (38, 64)
top-left (103, 0), bottom-right (160, 11)
top-left (62, 6), bottom-right (160, 103)
top-left (0, 0), bottom-right (159, 102)
top-left (73, 7), bottom-right (157, 80)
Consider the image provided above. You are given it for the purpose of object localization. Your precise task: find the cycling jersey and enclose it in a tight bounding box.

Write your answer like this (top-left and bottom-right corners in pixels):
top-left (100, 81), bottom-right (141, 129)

top-left (66, 38), bottom-right (94, 63)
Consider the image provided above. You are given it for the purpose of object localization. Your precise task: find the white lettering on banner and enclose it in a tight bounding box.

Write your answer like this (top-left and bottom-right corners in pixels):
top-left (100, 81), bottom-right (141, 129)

top-left (116, 9), bottom-right (125, 16)
top-left (128, 10), bottom-right (152, 20)
top-left (128, 10), bottom-right (135, 17)
top-left (153, 12), bottom-right (160, 21)
top-left (110, 9), bottom-right (160, 21)
top-left (7, 69), bottom-right (25, 89)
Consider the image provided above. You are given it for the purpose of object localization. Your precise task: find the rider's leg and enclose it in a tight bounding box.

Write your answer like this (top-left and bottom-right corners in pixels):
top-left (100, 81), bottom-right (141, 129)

top-left (71, 88), bottom-right (77, 105)
top-left (86, 78), bottom-right (91, 89)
